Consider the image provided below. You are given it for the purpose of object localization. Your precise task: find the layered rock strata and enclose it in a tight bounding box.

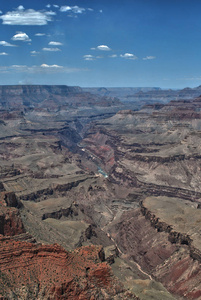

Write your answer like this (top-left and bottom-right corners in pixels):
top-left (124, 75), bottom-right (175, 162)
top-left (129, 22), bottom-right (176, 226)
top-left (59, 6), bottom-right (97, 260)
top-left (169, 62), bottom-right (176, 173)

top-left (0, 191), bottom-right (138, 300)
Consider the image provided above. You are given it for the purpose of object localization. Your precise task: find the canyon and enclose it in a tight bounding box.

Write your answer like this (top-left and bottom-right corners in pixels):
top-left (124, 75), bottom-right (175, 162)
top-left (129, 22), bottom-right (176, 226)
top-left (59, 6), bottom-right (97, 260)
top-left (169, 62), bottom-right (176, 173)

top-left (0, 85), bottom-right (201, 299)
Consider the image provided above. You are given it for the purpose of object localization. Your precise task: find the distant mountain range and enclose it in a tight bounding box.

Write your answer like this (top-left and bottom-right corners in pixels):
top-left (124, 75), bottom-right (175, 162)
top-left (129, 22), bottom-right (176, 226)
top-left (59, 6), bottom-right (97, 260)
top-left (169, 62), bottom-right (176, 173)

top-left (83, 85), bottom-right (201, 103)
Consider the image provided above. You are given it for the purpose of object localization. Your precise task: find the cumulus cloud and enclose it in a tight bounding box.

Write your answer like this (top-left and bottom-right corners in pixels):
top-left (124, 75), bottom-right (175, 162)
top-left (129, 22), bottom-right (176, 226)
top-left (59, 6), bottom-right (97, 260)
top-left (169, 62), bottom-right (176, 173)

top-left (11, 32), bottom-right (31, 42)
top-left (143, 56), bottom-right (156, 60)
top-left (0, 41), bottom-right (17, 47)
top-left (42, 48), bottom-right (61, 52)
top-left (91, 45), bottom-right (111, 51)
top-left (18, 6), bottom-right (25, 11)
top-left (0, 52), bottom-right (8, 55)
top-left (83, 54), bottom-right (95, 61)
top-left (97, 45), bottom-right (111, 51)
top-left (60, 6), bottom-right (71, 12)
top-left (41, 63), bottom-right (62, 68)
top-left (0, 6), bottom-right (54, 25)
top-left (120, 53), bottom-right (138, 59)
top-left (0, 64), bottom-right (84, 74)
top-left (53, 5), bottom-right (59, 8)
top-left (60, 6), bottom-right (85, 14)
top-left (48, 41), bottom-right (63, 46)
top-left (109, 54), bottom-right (117, 58)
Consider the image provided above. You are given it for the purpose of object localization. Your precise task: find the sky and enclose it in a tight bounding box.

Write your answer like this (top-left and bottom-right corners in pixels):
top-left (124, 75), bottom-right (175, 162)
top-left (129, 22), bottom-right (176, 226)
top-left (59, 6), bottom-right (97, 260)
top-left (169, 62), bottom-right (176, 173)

top-left (0, 0), bottom-right (201, 88)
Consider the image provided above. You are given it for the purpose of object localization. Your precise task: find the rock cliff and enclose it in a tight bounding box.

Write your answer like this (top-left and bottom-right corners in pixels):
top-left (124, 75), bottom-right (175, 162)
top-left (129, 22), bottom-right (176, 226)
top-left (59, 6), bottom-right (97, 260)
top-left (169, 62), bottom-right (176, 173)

top-left (0, 191), bottom-right (138, 299)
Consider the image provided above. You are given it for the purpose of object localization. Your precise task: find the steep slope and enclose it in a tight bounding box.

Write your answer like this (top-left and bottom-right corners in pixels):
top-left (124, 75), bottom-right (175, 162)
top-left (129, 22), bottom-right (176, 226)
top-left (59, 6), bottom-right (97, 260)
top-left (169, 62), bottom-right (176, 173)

top-left (0, 191), bottom-right (138, 300)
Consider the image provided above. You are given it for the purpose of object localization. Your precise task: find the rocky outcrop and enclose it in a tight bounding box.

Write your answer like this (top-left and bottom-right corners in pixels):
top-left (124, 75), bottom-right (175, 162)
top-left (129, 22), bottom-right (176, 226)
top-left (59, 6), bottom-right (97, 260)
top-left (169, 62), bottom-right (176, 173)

top-left (108, 203), bottom-right (201, 299)
top-left (18, 177), bottom-right (90, 202)
top-left (141, 197), bottom-right (201, 263)
top-left (0, 192), bottom-right (25, 236)
top-left (0, 207), bottom-right (25, 236)
top-left (0, 182), bottom-right (5, 192)
top-left (153, 249), bottom-right (201, 299)
top-left (109, 208), bottom-right (177, 272)
top-left (41, 203), bottom-right (80, 220)
top-left (0, 189), bottom-right (138, 299)
top-left (0, 239), bottom-right (139, 299)
top-left (140, 201), bottom-right (201, 260)
top-left (0, 166), bottom-right (20, 179)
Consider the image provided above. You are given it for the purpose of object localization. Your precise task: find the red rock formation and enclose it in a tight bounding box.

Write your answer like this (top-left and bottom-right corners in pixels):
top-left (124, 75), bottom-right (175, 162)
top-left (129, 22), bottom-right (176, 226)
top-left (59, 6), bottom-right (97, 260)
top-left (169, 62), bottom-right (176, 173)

top-left (154, 249), bottom-right (201, 299)
top-left (0, 192), bottom-right (24, 236)
top-left (83, 131), bottom-right (115, 171)
top-left (109, 208), bottom-right (177, 272)
top-left (0, 239), bottom-right (137, 299)
top-left (0, 191), bottom-right (138, 299)
top-left (109, 206), bottom-right (201, 299)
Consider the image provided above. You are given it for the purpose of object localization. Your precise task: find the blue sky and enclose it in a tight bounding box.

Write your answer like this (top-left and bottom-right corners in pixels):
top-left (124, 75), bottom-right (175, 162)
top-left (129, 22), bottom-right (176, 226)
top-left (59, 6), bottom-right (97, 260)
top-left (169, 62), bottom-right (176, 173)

top-left (0, 0), bottom-right (201, 88)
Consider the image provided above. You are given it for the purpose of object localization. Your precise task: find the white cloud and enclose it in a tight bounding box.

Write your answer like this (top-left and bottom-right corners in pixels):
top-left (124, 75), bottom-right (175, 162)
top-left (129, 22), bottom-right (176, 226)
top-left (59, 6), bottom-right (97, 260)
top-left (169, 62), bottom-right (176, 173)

top-left (11, 32), bottom-right (31, 42)
top-left (18, 6), bottom-right (25, 11)
top-left (143, 56), bottom-right (156, 60)
top-left (35, 33), bottom-right (46, 36)
top-left (109, 54), bottom-right (117, 58)
top-left (46, 4), bottom-right (51, 8)
top-left (45, 11), bottom-right (56, 16)
top-left (0, 52), bottom-right (8, 55)
top-left (120, 53), bottom-right (138, 60)
top-left (60, 5), bottom-right (85, 14)
top-left (53, 5), bottom-right (59, 8)
top-left (48, 41), bottom-right (63, 46)
top-left (42, 47), bottom-right (61, 52)
top-left (41, 63), bottom-right (62, 68)
top-left (83, 54), bottom-right (95, 61)
top-left (90, 47), bottom-right (96, 50)
top-left (60, 6), bottom-right (71, 12)
top-left (0, 11), bottom-right (2, 14)
top-left (30, 51), bottom-right (39, 54)
top-left (0, 7), bottom-right (53, 25)
top-left (97, 45), bottom-right (111, 51)
top-left (0, 64), bottom-right (84, 74)
top-left (88, 8), bottom-right (94, 12)
top-left (83, 55), bottom-right (93, 58)
top-left (100, 10), bottom-right (103, 13)
top-left (71, 6), bottom-right (85, 14)
top-left (0, 41), bottom-right (17, 47)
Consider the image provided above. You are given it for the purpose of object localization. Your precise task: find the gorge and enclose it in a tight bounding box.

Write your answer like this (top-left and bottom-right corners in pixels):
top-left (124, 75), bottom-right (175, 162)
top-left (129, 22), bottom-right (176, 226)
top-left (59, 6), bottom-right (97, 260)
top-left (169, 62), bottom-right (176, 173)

top-left (0, 85), bottom-right (201, 299)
